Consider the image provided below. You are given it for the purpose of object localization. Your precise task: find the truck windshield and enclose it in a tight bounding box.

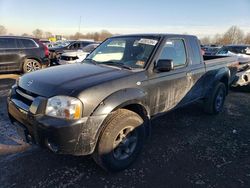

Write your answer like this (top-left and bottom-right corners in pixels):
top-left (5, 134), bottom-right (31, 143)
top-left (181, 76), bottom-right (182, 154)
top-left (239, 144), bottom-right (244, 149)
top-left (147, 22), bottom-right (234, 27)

top-left (84, 37), bottom-right (159, 69)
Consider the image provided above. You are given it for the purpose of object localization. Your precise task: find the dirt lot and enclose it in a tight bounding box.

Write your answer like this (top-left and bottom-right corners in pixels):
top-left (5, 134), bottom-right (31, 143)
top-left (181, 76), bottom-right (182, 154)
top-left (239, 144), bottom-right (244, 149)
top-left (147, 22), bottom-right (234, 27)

top-left (0, 74), bottom-right (250, 188)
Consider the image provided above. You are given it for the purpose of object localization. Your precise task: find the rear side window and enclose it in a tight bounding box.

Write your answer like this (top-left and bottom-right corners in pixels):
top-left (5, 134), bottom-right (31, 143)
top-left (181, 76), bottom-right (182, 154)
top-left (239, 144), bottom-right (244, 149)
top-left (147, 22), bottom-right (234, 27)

top-left (189, 38), bottom-right (202, 64)
top-left (0, 38), bottom-right (18, 48)
top-left (159, 38), bottom-right (187, 67)
top-left (81, 42), bottom-right (91, 48)
top-left (19, 39), bottom-right (38, 48)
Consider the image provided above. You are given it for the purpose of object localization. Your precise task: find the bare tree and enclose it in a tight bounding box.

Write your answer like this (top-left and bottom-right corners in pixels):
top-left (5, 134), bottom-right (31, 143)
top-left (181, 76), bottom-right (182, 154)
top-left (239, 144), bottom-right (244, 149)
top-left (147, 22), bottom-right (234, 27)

top-left (220, 26), bottom-right (244, 45)
top-left (212, 34), bottom-right (223, 45)
top-left (44, 31), bottom-right (53, 39)
top-left (22, 33), bottom-right (31, 37)
top-left (68, 30), bottom-right (114, 41)
top-left (93, 32), bottom-right (100, 41)
top-left (200, 36), bottom-right (211, 45)
top-left (73, 32), bottom-right (83, 40)
top-left (32, 29), bottom-right (43, 39)
top-left (99, 30), bottom-right (112, 41)
top-left (245, 33), bottom-right (250, 44)
top-left (0, 25), bottom-right (7, 35)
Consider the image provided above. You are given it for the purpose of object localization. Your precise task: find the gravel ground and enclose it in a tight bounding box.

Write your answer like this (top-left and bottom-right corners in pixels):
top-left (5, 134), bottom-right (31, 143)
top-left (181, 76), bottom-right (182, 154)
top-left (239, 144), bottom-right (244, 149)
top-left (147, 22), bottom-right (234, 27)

top-left (0, 74), bottom-right (250, 188)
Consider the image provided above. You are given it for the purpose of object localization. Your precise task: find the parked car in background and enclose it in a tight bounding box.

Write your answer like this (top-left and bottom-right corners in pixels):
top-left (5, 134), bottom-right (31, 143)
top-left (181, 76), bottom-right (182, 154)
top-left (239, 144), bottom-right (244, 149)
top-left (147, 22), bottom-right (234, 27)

top-left (213, 45), bottom-right (250, 87)
top-left (58, 43), bottom-right (99, 65)
top-left (0, 36), bottom-right (49, 73)
top-left (49, 40), bottom-right (95, 65)
top-left (201, 46), bottom-right (221, 55)
top-left (48, 40), bottom-right (67, 48)
top-left (216, 45), bottom-right (250, 63)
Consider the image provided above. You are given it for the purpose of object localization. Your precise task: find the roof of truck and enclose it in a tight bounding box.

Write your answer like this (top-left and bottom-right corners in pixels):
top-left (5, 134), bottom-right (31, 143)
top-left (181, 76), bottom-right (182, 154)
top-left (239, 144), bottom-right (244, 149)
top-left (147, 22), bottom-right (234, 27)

top-left (110, 33), bottom-right (197, 38)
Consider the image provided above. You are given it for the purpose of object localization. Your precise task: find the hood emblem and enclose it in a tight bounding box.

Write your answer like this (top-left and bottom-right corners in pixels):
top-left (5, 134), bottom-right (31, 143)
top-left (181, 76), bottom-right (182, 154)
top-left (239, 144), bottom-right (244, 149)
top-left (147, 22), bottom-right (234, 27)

top-left (27, 80), bottom-right (33, 87)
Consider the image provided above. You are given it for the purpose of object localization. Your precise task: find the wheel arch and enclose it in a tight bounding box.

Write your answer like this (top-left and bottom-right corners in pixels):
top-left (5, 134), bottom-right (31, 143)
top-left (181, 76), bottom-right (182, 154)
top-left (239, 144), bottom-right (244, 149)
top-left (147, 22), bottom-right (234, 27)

top-left (205, 67), bottom-right (230, 98)
top-left (92, 88), bottom-right (150, 118)
top-left (20, 56), bottom-right (42, 71)
top-left (90, 88), bottom-right (151, 151)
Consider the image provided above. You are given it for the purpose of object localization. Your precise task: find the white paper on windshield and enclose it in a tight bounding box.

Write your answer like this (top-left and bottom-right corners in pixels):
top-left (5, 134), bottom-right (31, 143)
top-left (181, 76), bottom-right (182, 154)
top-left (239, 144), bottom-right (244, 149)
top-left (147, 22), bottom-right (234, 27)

top-left (138, 38), bottom-right (158, 46)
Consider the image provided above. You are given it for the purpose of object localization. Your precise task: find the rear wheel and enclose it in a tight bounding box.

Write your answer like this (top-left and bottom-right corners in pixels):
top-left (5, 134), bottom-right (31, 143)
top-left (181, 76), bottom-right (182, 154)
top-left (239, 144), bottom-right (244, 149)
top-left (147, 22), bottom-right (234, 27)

top-left (23, 59), bottom-right (41, 73)
top-left (204, 82), bottom-right (226, 114)
top-left (93, 109), bottom-right (145, 172)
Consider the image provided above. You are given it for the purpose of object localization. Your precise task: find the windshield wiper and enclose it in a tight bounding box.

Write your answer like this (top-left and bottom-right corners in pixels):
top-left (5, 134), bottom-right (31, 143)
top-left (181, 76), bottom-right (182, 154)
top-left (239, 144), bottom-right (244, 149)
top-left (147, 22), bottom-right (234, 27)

top-left (99, 61), bottom-right (133, 70)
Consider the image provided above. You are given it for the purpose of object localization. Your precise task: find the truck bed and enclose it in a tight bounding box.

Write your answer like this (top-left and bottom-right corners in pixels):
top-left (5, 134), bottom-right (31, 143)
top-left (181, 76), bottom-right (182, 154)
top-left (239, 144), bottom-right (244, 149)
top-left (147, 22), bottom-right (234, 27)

top-left (204, 55), bottom-right (238, 67)
top-left (203, 55), bottom-right (238, 84)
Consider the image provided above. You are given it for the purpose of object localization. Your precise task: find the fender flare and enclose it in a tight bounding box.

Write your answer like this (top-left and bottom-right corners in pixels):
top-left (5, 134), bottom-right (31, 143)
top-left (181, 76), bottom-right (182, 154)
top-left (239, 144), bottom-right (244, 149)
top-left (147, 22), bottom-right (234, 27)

top-left (205, 67), bottom-right (230, 97)
top-left (92, 88), bottom-right (150, 117)
top-left (86, 88), bottom-right (151, 150)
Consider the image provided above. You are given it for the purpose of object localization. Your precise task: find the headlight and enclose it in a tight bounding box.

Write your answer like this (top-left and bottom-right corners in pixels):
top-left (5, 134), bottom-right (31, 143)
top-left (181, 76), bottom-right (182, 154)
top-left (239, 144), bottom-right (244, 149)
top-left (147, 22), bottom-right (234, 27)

top-left (45, 96), bottom-right (82, 120)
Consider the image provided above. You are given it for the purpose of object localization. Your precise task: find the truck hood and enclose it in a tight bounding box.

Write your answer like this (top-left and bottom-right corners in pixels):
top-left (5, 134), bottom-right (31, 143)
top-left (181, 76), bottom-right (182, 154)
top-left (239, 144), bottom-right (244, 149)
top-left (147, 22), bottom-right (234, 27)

top-left (18, 63), bottom-right (133, 97)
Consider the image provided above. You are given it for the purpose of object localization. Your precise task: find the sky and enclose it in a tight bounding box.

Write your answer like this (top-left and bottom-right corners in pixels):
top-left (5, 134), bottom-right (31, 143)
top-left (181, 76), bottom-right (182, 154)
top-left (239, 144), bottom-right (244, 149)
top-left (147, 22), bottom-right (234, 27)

top-left (0, 0), bottom-right (250, 37)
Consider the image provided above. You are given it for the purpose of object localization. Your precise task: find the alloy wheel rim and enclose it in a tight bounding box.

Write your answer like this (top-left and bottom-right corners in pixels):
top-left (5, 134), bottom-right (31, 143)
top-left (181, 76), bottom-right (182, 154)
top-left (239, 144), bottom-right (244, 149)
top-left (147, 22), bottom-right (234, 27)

top-left (113, 126), bottom-right (138, 160)
top-left (26, 61), bottom-right (40, 72)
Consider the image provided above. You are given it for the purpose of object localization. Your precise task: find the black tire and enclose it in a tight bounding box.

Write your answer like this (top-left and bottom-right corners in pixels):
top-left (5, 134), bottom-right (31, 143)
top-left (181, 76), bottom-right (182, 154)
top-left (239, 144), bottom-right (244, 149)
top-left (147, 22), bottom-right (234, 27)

top-left (204, 82), bottom-right (226, 114)
top-left (93, 109), bottom-right (145, 172)
top-left (23, 59), bottom-right (41, 73)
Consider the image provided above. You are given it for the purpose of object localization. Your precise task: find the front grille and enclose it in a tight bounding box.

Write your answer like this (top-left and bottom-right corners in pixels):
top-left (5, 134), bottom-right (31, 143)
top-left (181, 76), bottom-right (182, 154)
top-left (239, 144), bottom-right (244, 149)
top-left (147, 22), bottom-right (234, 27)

top-left (15, 87), bottom-right (37, 107)
top-left (17, 86), bottom-right (38, 98)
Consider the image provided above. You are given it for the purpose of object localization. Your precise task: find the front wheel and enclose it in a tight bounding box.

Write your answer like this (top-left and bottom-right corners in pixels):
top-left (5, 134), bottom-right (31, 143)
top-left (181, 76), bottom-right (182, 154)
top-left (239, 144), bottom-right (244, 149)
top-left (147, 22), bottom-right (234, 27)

top-left (204, 82), bottom-right (226, 114)
top-left (23, 59), bottom-right (41, 73)
top-left (93, 109), bottom-right (145, 172)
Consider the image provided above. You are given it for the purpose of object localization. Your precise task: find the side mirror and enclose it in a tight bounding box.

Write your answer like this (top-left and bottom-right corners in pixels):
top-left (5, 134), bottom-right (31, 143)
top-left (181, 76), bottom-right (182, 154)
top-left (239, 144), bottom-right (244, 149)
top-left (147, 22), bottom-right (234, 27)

top-left (155, 59), bottom-right (174, 72)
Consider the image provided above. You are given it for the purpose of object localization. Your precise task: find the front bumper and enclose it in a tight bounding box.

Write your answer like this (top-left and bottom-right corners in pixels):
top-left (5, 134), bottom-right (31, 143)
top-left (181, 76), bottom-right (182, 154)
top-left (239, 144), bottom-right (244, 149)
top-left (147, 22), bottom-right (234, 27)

top-left (7, 87), bottom-right (106, 156)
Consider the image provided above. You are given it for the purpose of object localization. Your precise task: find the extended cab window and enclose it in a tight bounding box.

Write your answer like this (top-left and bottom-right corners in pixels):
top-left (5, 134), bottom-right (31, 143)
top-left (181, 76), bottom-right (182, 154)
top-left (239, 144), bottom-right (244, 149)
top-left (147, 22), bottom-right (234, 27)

top-left (190, 38), bottom-right (202, 64)
top-left (19, 39), bottom-right (38, 48)
top-left (159, 39), bottom-right (187, 67)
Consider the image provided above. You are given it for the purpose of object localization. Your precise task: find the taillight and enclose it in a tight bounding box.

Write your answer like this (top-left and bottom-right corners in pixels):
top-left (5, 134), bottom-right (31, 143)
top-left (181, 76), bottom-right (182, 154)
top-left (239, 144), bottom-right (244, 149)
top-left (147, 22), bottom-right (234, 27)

top-left (44, 45), bottom-right (49, 57)
top-left (37, 39), bottom-right (49, 57)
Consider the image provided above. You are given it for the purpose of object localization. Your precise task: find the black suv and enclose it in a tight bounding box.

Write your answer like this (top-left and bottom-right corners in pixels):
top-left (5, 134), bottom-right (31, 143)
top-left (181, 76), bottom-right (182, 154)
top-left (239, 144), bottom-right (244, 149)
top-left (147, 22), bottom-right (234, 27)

top-left (0, 36), bottom-right (49, 73)
top-left (49, 40), bottom-right (94, 65)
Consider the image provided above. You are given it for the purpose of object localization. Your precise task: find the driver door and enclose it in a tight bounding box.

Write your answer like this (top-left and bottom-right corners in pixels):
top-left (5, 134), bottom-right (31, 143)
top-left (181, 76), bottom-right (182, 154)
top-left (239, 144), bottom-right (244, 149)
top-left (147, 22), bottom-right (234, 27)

top-left (147, 38), bottom-right (192, 114)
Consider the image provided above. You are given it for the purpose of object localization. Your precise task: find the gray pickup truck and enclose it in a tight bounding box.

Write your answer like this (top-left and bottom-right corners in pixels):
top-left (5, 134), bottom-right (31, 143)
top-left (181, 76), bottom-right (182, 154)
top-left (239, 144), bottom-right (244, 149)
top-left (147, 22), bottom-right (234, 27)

top-left (7, 34), bottom-right (237, 171)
